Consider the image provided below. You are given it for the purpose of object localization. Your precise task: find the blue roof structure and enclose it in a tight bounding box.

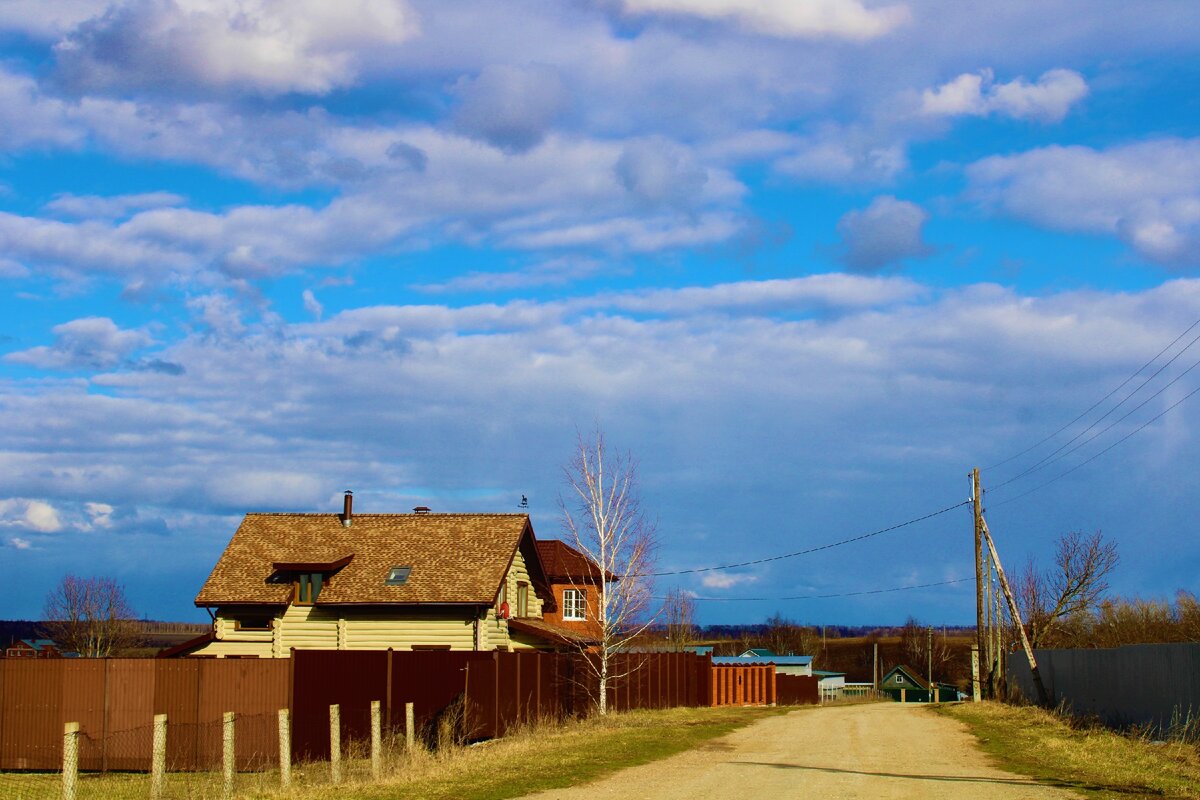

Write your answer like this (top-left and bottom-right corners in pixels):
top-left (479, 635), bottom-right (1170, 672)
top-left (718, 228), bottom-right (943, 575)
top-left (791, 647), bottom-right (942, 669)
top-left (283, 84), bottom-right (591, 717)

top-left (713, 655), bottom-right (813, 667)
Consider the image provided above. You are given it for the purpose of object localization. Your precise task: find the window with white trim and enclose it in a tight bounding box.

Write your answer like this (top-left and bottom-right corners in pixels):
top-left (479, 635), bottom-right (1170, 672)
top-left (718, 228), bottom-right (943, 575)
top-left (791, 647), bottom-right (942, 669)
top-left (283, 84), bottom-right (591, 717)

top-left (563, 589), bottom-right (587, 621)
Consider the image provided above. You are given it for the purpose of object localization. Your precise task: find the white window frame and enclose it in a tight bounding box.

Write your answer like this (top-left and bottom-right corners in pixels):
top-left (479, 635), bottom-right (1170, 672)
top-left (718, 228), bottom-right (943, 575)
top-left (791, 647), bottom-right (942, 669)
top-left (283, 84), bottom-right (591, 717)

top-left (563, 588), bottom-right (587, 621)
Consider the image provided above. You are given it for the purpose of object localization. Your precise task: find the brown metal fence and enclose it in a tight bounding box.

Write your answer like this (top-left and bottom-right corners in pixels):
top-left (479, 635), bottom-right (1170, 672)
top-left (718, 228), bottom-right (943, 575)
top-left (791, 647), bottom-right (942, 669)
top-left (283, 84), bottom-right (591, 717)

top-left (0, 650), bottom-right (772, 773)
top-left (0, 658), bottom-right (288, 771)
top-left (775, 674), bottom-right (819, 705)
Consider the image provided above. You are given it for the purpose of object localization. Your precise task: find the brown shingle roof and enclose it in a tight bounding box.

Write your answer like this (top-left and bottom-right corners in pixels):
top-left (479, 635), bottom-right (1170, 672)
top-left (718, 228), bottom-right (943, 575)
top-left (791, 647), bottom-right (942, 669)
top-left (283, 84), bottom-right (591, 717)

top-left (196, 513), bottom-right (533, 607)
top-left (535, 539), bottom-right (607, 583)
top-left (507, 618), bottom-right (598, 647)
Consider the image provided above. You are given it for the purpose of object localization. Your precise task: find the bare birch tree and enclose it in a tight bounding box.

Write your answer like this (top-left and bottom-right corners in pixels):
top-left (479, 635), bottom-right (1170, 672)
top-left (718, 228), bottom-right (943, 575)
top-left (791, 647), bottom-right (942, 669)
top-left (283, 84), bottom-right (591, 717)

top-left (662, 587), bottom-right (696, 651)
top-left (560, 429), bottom-right (657, 715)
top-left (43, 574), bottom-right (139, 657)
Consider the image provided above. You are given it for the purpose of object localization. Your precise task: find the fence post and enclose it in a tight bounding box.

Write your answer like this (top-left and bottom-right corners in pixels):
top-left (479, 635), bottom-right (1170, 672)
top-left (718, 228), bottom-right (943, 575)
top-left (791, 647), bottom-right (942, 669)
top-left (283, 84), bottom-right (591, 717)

top-left (222, 712), bottom-right (235, 800)
top-left (62, 722), bottom-right (78, 800)
top-left (329, 704), bottom-right (342, 785)
top-left (277, 708), bottom-right (291, 790)
top-left (405, 702), bottom-right (415, 751)
top-left (900, 688), bottom-right (906, 703)
top-left (371, 700), bottom-right (382, 780)
top-left (151, 713), bottom-right (167, 800)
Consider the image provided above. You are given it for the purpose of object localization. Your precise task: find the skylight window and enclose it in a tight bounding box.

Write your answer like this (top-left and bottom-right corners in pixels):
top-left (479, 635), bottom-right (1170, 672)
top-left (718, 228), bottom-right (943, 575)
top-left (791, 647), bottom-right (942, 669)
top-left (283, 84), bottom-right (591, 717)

top-left (386, 566), bottom-right (411, 586)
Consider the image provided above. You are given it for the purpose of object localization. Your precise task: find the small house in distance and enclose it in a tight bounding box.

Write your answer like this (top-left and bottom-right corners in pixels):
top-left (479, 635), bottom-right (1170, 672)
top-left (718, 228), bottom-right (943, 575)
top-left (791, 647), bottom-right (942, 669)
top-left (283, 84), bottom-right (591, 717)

top-left (173, 494), bottom-right (599, 657)
top-left (4, 639), bottom-right (67, 659)
top-left (880, 664), bottom-right (960, 702)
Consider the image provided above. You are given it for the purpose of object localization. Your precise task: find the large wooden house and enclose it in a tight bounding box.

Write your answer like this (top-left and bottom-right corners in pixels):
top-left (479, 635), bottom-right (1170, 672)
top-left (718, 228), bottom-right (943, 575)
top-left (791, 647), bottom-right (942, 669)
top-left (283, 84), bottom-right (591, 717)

top-left (174, 496), bottom-right (601, 658)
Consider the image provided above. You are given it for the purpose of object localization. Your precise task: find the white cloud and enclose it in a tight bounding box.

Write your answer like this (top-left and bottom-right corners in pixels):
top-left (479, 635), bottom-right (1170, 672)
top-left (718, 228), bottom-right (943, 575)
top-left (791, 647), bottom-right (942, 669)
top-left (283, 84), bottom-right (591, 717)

top-left (0, 499), bottom-right (64, 533)
top-left (46, 192), bottom-right (187, 220)
top-left (5, 317), bottom-right (153, 370)
top-left (0, 1), bottom-right (108, 39)
top-left (921, 68), bottom-right (1087, 123)
top-left (966, 138), bottom-right (1200, 267)
top-left (453, 64), bottom-right (569, 153)
top-left (54, 0), bottom-right (418, 95)
top-left (700, 572), bottom-right (759, 589)
top-left (302, 289), bottom-right (324, 321)
top-left (774, 126), bottom-right (907, 185)
top-left (414, 257), bottom-right (612, 293)
top-left (622, 0), bottom-right (909, 41)
top-left (615, 137), bottom-right (710, 209)
top-left (8, 537), bottom-right (32, 550)
top-left (85, 502), bottom-right (114, 529)
top-left (834, 195), bottom-right (933, 272)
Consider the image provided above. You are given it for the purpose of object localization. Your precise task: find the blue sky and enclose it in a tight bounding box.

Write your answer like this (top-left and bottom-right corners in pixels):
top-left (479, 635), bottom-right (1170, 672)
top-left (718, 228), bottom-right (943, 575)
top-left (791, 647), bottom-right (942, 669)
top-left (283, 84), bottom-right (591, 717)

top-left (2, 0), bottom-right (1200, 627)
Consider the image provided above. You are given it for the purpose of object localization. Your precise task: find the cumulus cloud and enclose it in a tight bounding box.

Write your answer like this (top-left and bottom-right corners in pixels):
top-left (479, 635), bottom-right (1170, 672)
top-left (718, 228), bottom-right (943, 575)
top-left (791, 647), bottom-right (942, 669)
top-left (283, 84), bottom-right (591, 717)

top-left (46, 192), bottom-right (187, 219)
top-left (615, 137), bottom-right (709, 209)
top-left (5, 317), bottom-right (153, 370)
top-left (921, 68), bottom-right (1088, 123)
top-left (834, 196), bottom-right (933, 272)
top-left (0, 499), bottom-right (64, 533)
top-left (701, 572), bottom-right (759, 589)
top-left (453, 64), bottom-right (569, 153)
top-left (8, 536), bottom-right (32, 550)
top-left (302, 289), bottom-right (324, 320)
top-left (85, 502), bottom-right (114, 529)
top-left (774, 126), bottom-right (907, 185)
top-left (54, 0), bottom-right (418, 95)
top-left (622, 0), bottom-right (909, 40)
top-left (966, 139), bottom-right (1200, 267)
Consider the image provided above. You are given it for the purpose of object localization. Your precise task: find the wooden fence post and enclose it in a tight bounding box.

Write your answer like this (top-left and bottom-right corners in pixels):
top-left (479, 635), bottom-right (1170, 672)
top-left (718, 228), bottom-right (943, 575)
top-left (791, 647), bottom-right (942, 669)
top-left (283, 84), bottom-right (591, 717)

top-left (900, 688), bottom-right (906, 703)
top-left (277, 709), bottom-right (291, 790)
top-left (405, 702), bottom-right (415, 751)
top-left (329, 704), bottom-right (342, 785)
top-left (62, 722), bottom-right (78, 800)
top-left (151, 713), bottom-right (167, 800)
top-left (222, 712), bottom-right (235, 800)
top-left (371, 700), bottom-right (382, 780)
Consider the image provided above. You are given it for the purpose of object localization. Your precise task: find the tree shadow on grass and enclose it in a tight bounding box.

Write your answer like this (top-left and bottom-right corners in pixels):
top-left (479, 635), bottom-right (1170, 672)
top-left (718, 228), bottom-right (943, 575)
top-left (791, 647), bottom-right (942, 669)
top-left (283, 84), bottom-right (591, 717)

top-left (732, 761), bottom-right (1148, 794)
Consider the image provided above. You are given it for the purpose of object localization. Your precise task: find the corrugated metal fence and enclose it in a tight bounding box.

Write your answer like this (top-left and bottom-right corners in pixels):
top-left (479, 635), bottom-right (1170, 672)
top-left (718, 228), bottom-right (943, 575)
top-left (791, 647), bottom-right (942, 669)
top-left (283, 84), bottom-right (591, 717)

top-left (1, 651), bottom-right (773, 772)
top-left (0, 658), bottom-right (288, 771)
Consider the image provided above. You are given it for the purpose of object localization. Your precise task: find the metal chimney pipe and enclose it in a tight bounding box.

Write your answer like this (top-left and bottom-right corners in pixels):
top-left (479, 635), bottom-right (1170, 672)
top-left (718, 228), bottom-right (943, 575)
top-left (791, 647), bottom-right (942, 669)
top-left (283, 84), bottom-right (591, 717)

top-left (342, 490), bottom-right (353, 527)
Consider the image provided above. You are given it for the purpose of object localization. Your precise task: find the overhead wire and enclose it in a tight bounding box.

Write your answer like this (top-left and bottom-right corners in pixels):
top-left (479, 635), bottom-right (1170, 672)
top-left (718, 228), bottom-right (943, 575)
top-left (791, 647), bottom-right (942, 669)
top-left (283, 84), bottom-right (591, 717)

top-left (990, 323), bottom-right (1200, 490)
top-left (991, 345), bottom-right (1200, 491)
top-left (984, 312), bottom-right (1200, 472)
top-left (657, 576), bottom-right (970, 602)
top-left (990, 381), bottom-right (1200, 508)
top-left (641, 499), bottom-right (969, 577)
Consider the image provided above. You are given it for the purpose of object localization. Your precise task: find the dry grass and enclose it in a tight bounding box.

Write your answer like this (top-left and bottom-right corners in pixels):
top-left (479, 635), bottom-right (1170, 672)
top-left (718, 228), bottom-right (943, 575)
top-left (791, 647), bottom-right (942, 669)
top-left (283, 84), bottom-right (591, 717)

top-left (0, 705), bottom-right (785, 800)
top-left (936, 701), bottom-right (1200, 799)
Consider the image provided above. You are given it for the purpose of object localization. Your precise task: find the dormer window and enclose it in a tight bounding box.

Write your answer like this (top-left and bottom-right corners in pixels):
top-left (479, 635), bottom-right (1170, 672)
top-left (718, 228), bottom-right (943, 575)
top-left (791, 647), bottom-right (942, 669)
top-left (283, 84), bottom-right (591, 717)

top-left (295, 573), bottom-right (323, 605)
top-left (386, 566), bottom-right (411, 586)
top-left (895, 674), bottom-right (905, 684)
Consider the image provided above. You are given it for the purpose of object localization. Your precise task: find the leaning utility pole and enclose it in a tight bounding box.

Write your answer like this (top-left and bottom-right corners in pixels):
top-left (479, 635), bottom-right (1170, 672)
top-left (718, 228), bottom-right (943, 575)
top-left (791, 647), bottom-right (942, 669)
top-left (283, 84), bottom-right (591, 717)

top-left (972, 468), bottom-right (986, 696)
top-left (980, 516), bottom-right (1049, 706)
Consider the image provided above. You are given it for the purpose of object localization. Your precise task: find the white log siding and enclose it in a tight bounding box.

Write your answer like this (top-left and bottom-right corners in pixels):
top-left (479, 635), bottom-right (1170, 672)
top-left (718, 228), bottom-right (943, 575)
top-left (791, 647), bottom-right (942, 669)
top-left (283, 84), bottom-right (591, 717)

top-left (342, 608), bottom-right (476, 650)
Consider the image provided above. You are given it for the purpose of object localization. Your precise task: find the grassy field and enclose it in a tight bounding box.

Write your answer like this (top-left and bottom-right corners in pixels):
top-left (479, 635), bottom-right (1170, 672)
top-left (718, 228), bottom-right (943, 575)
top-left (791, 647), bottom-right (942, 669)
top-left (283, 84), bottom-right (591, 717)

top-left (0, 705), bottom-right (788, 800)
top-left (936, 701), bottom-right (1200, 799)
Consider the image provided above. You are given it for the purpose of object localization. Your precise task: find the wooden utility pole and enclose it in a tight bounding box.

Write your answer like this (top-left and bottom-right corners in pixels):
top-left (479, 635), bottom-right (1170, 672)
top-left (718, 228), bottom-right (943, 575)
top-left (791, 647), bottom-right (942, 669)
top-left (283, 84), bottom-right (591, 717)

top-left (926, 626), bottom-right (933, 696)
top-left (972, 468), bottom-right (985, 696)
top-left (980, 517), bottom-right (1049, 706)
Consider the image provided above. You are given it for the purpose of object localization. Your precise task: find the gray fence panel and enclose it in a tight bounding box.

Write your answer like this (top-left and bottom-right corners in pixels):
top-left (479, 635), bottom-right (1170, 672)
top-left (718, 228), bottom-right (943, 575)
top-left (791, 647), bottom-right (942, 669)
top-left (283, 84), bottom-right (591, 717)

top-left (1007, 642), bottom-right (1200, 732)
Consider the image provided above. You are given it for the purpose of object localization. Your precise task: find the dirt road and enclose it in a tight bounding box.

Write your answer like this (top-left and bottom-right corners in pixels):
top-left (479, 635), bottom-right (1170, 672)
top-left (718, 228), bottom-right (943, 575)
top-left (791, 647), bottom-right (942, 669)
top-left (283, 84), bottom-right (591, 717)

top-left (520, 702), bottom-right (1080, 800)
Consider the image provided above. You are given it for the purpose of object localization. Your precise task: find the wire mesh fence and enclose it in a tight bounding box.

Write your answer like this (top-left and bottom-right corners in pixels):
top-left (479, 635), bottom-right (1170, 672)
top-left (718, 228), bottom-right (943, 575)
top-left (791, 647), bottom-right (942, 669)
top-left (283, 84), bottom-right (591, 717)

top-left (0, 705), bottom-right (453, 800)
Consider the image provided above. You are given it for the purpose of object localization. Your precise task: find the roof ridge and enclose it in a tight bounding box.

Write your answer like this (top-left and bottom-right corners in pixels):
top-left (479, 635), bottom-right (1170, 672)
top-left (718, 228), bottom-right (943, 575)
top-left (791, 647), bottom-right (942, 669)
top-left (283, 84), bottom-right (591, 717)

top-left (244, 512), bottom-right (531, 517)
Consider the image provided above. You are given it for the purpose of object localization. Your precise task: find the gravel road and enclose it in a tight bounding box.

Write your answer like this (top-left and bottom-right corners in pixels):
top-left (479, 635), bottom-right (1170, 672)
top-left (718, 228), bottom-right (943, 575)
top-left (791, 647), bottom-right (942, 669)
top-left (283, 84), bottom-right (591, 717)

top-left (519, 702), bottom-right (1080, 800)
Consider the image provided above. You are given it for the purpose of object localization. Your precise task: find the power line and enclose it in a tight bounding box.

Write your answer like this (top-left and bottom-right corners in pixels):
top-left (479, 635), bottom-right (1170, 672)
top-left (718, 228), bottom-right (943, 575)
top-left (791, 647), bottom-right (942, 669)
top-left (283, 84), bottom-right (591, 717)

top-left (992, 347), bottom-right (1200, 491)
top-left (985, 313), bottom-right (1200, 472)
top-left (990, 381), bottom-right (1200, 508)
top-left (661, 577), bottom-right (970, 602)
top-left (642, 500), bottom-right (969, 577)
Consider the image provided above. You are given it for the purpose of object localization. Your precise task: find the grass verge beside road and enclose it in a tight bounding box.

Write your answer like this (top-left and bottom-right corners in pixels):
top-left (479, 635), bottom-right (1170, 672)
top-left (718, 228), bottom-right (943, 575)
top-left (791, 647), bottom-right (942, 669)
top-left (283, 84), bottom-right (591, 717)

top-left (936, 701), bottom-right (1200, 799)
top-left (321, 705), bottom-right (790, 800)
